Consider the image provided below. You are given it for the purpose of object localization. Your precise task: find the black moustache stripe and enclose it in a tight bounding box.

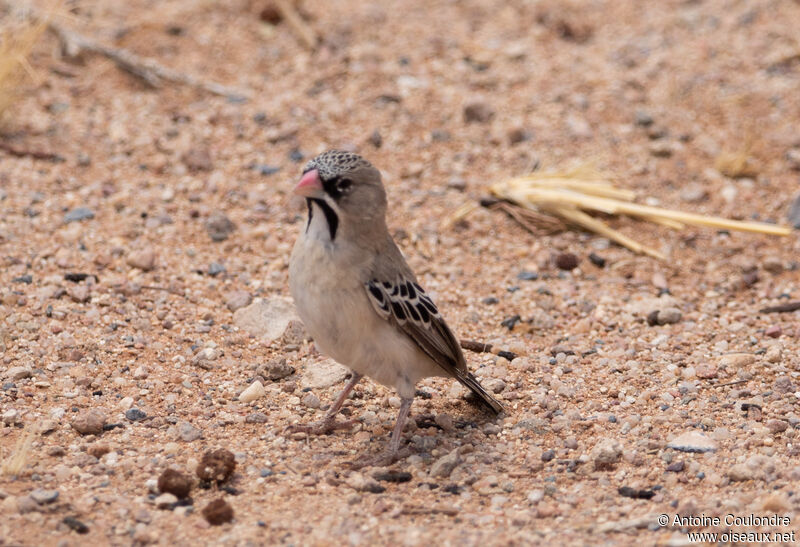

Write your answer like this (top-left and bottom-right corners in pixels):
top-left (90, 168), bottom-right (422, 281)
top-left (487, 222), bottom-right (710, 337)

top-left (307, 198), bottom-right (339, 240)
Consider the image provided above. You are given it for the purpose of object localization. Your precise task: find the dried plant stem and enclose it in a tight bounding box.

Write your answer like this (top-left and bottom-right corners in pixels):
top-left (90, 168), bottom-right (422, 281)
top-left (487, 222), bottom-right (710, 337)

top-left (274, 0), bottom-right (317, 49)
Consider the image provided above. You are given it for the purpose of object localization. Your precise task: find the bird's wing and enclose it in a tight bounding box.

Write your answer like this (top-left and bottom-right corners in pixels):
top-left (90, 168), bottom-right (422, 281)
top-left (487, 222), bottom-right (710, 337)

top-left (365, 276), bottom-right (503, 415)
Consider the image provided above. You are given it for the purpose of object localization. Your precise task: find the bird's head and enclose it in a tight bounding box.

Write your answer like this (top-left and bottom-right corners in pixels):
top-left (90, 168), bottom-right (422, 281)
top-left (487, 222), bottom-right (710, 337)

top-left (294, 150), bottom-right (387, 224)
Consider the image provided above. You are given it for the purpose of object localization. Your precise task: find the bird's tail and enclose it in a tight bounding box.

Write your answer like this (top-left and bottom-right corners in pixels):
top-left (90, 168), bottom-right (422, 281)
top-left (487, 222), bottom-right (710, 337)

top-left (454, 371), bottom-right (504, 415)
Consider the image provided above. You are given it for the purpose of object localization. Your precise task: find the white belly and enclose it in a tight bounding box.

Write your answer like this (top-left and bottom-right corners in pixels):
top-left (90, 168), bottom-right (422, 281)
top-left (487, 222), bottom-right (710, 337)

top-left (289, 218), bottom-right (443, 399)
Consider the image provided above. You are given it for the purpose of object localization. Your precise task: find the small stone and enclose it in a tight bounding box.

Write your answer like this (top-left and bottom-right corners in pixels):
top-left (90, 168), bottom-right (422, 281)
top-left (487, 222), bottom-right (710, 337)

top-left (695, 363), bottom-right (717, 379)
top-left (62, 516), bottom-right (89, 534)
top-left (202, 498), bottom-right (234, 525)
top-left (87, 443), bottom-right (110, 458)
top-left (765, 345), bottom-right (782, 363)
top-left (302, 392), bottom-right (320, 409)
top-left (176, 421), bottom-right (202, 442)
top-left (787, 192), bottom-right (800, 229)
top-left (765, 325), bottom-right (782, 338)
top-left (67, 285), bottom-right (90, 303)
top-left (4, 366), bottom-right (32, 380)
top-left (158, 468), bottom-right (193, 499)
top-left (367, 129), bottom-right (382, 148)
top-left (508, 127), bottom-right (531, 145)
top-left (238, 381), bottom-right (266, 403)
top-left (30, 489), bottom-right (59, 505)
top-left (773, 375), bottom-right (794, 394)
top-left (566, 114), bottom-right (592, 138)
top-left (256, 358), bottom-right (295, 381)
top-left (430, 448), bottom-right (460, 478)
top-left (528, 309), bottom-right (555, 329)
top-left (434, 413), bottom-right (455, 433)
top-left (679, 183), bottom-right (707, 203)
top-left (554, 252), bottom-right (579, 270)
top-left (541, 450), bottom-right (555, 462)
top-left (588, 253), bottom-right (606, 268)
top-left (127, 249), bottom-right (156, 271)
top-left (591, 438), bottom-right (623, 470)
top-left (634, 110), bottom-right (653, 127)
top-left (666, 461), bottom-right (685, 472)
top-left (463, 101), bottom-right (494, 123)
top-left (208, 262), bottom-right (226, 276)
top-left (225, 290), bottom-right (252, 312)
top-left (245, 412), bottom-right (268, 424)
top-left (233, 298), bottom-right (299, 343)
top-left (649, 141), bottom-right (675, 157)
top-left (181, 147), bottom-right (213, 172)
top-left (125, 408), bottom-right (147, 422)
top-left (205, 211), bottom-right (236, 242)
top-left (527, 489), bottom-right (544, 504)
top-left (132, 366), bottom-right (149, 380)
top-left (72, 409), bottom-right (107, 435)
top-left (196, 449), bottom-right (236, 484)
top-left (655, 308), bottom-right (682, 325)
top-left (280, 319), bottom-right (308, 346)
top-left (154, 493), bottom-right (178, 509)
top-left (666, 431), bottom-right (718, 453)
top-left (64, 207), bottom-right (94, 223)
top-left (762, 257), bottom-right (783, 274)
top-left (766, 419), bottom-right (788, 434)
top-left (301, 359), bottom-right (350, 389)
top-left (346, 473), bottom-right (385, 493)
top-left (373, 470), bottom-right (412, 483)
top-left (718, 353), bottom-right (755, 368)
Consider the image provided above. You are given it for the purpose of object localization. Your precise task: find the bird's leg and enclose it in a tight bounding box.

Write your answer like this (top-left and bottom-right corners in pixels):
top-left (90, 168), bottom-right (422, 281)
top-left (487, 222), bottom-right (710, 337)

top-left (286, 373), bottom-right (362, 435)
top-left (349, 396), bottom-right (413, 469)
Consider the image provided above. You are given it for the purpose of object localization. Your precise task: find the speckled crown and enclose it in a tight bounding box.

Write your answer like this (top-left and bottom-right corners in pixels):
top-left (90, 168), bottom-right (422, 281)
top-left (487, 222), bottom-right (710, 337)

top-left (303, 150), bottom-right (374, 180)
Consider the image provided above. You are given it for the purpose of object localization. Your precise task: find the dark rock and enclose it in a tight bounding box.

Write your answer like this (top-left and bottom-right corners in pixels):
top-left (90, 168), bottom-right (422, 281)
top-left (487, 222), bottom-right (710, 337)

top-left (125, 408), bottom-right (147, 422)
top-left (205, 211), bottom-right (236, 242)
top-left (588, 253), bottom-right (606, 268)
top-left (368, 130), bottom-right (382, 148)
top-left (208, 262), bottom-right (226, 276)
top-left (541, 450), bottom-right (555, 462)
top-left (12, 275), bottom-right (32, 284)
top-left (373, 470), bottom-right (412, 483)
top-left (250, 164), bottom-right (280, 176)
top-left (463, 101), bottom-right (494, 123)
top-left (62, 516), bottom-right (89, 534)
top-left (618, 486), bottom-right (655, 499)
top-left (517, 270), bottom-right (539, 281)
top-left (787, 193), bottom-right (800, 229)
top-left (634, 110), bottom-right (654, 127)
top-left (666, 461), bottom-right (685, 472)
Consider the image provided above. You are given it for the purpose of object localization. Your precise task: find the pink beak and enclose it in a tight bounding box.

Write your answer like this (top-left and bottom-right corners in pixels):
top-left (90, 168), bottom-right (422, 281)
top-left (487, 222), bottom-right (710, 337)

top-left (294, 169), bottom-right (323, 197)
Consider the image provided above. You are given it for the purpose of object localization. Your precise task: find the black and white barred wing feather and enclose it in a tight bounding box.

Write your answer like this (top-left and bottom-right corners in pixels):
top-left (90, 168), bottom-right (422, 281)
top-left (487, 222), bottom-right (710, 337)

top-left (365, 277), bottom-right (503, 415)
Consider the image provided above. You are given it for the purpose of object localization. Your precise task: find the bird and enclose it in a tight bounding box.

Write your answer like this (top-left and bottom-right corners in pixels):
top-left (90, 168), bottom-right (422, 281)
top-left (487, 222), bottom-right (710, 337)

top-left (288, 150), bottom-right (502, 466)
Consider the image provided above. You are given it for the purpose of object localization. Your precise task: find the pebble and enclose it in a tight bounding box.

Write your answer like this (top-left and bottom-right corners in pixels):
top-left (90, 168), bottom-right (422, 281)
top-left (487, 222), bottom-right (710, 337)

top-left (666, 461), bottom-right (685, 472)
top-left (766, 419), bottom-right (788, 434)
top-left (257, 358), bottom-right (295, 381)
top-left (508, 127), bottom-right (531, 145)
top-left (566, 114), bottom-right (592, 138)
top-left (205, 211), bottom-right (236, 242)
top-left (430, 448), bottom-right (460, 478)
top-left (765, 345), bottom-right (782, 363)
top-left (634, 110), bottom-right (653, 127)
top-left (245, 412), bottom-right (268, 424)
top-left (765, 325), bottom-right (782, 338)
top-left (591, 438), bottom-right (623, 469)
top-left (527, 489), bottom-right (545, 504)
top-left (347, 473), bottom-right (385, 493)
top-left (654, 308), bottom-right (682, 325)
top-left (154, 493), bottom-right (178, 509)
top-left (718, 353), bottom-right (755, 369)
top-left (175, 421), bottom-right (203, 442)
top-left (679, 183), bottom-right (707, 203)
top-left (225, 290), bottom-right (252, 312)
top-left (695, 363), bottom-right (717, 379)
top-left (208, 262), bottom-right (226, 276)
top-left (302, 392), bottom-right (321, 409)
top-left (72, 409), bottom-right (107, 435)
top-left (125, 408), bottom-right (147, 422)
top-left (666, 431), bottom-right (718, 453)
top-left (4, 366), bottom-right (32, 380)
top-left (463, 101), bottom-right (494, 123)
top-left (63, 207), bottom-right (94, 223)
top-left (30, 489), bottom-right (59, 505)
top-left (301, 359), bottom-right (349, 389)
top-left (68, 285), bottom-right (90, 303)
top-left (238, 381), bottom-right (266, 403)
top-left (62, 516), bottom-right (89, 534)
top-left (181, 146), bottom-right (213, 171)
top-left (196, 449), bottom-right (236, 483)
top-left (786, 192), bottom-right (800, 229)
top-left (233, 298), bottom-right (299, 344)
top-left (127, 249), bottom-right (156, 271)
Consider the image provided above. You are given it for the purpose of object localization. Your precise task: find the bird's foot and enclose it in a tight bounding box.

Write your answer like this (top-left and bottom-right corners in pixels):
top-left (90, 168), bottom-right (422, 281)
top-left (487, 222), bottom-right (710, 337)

top-left (346, 446), bottom-right (412, 470)
top-left (285, 416), bottom-right (358, 436)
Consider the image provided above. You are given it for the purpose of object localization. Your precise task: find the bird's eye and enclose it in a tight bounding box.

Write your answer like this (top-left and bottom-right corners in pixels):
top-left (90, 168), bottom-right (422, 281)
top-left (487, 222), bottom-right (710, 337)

top-left (336, 178), bottom-right (353, 192)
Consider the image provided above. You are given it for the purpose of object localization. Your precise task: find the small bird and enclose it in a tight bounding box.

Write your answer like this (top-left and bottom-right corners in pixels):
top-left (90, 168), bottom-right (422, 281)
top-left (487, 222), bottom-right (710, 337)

top-left (288, 150), bottom-right (502, 465)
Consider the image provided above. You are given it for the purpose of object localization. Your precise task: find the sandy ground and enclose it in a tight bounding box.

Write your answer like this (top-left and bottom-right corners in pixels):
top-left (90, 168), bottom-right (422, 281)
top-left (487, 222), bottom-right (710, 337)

top-left (1, 0), bottom-right (800, 545)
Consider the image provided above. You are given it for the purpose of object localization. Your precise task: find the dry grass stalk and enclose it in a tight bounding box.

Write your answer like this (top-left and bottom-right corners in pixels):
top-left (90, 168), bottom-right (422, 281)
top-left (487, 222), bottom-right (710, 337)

top-left (0, 3), bottom-right (50, 120)
top-left (1, 428), bottom-right (34, 477)
top-left (273, 0), bottom-right (317, 50)
top-left (450, 165), bottom-right (791, 260)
